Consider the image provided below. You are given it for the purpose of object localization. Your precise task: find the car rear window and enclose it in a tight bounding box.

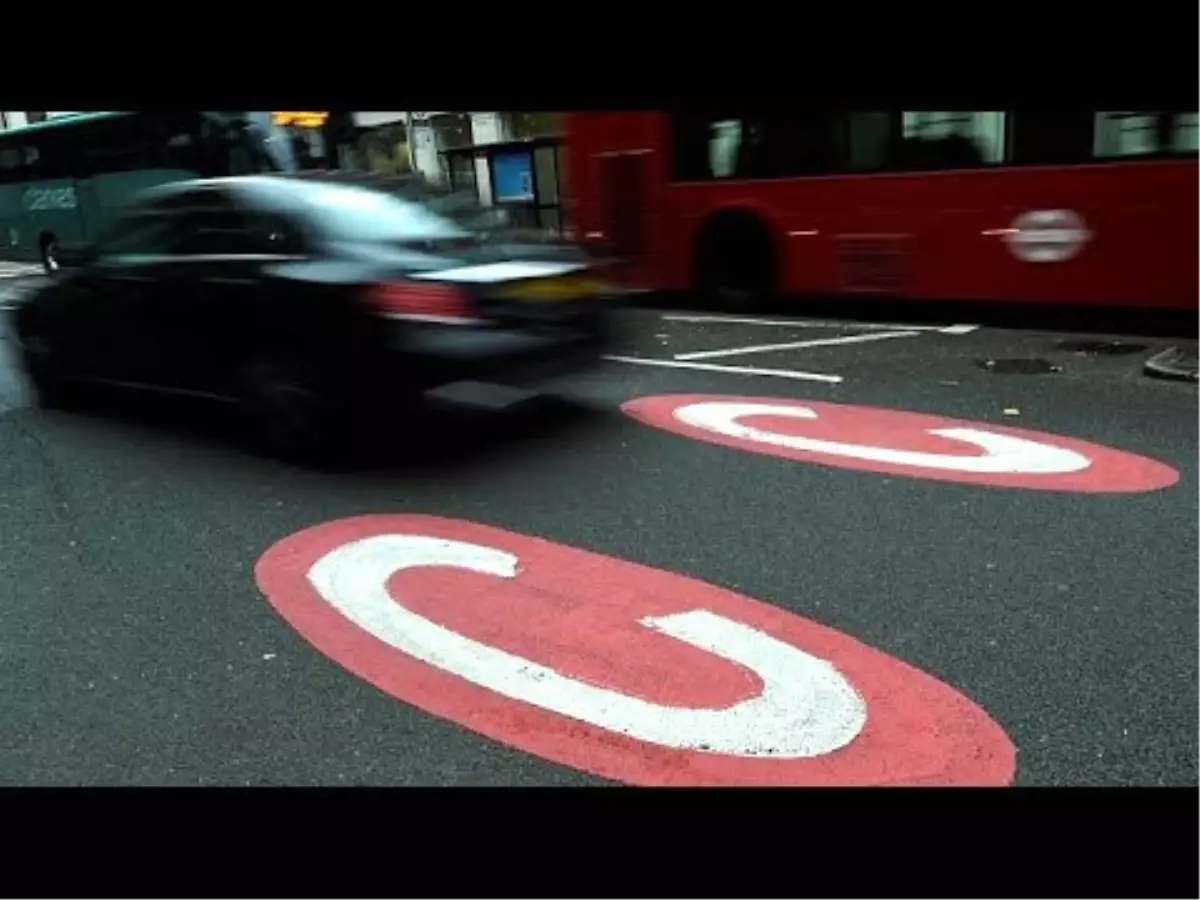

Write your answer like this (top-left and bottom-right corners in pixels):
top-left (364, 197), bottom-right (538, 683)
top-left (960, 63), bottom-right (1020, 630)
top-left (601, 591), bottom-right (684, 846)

top-left (301, 182), bottom-right (471, 243)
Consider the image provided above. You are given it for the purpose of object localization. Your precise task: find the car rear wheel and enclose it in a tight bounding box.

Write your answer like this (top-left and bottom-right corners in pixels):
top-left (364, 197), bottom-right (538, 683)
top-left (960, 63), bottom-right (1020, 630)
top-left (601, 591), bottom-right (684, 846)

top-left (240, 358), bottom-right (345, 464)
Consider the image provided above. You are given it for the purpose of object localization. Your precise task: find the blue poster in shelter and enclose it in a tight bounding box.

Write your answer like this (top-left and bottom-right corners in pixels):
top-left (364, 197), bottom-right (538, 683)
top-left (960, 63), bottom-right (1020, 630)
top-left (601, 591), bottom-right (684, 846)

top-left (492, 150), bottom-right (535, 202)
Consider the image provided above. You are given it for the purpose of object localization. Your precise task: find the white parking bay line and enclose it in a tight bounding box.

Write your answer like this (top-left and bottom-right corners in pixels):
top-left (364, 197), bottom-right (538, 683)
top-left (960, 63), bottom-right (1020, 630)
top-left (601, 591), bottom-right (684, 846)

top-left (661, 314), bottom-right (978, 335)
top-left (603, 355), bottom-right (843, 384)
top-left (673, 329), bottom-right (922, 362)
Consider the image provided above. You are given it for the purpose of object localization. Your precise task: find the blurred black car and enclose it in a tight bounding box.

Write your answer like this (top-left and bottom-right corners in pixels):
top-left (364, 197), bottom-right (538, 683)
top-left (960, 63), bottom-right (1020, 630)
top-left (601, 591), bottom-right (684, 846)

top-left (8, 175), bottom-right (616, 460)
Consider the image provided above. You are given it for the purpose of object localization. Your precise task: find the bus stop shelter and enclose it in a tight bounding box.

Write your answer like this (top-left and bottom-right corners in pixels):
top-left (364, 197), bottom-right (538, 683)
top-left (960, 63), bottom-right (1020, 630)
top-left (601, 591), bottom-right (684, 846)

top-left (440, 136), bottom-right (566, 234)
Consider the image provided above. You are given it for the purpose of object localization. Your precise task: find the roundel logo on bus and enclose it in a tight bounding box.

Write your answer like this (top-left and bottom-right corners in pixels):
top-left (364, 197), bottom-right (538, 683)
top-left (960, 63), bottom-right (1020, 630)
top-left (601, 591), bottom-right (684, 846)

top-left (1005, 209), bottom-right (1090, 263)
top-left (255, 514), bottom-right (1018, 787)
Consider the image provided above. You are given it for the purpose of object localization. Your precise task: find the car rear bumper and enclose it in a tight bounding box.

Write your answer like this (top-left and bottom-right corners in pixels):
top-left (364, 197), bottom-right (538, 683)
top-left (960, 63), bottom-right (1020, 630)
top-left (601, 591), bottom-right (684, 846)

top-left (372, 314), bottom-right (610, 398)
top-left (410, 326), bottom-right (605, 382)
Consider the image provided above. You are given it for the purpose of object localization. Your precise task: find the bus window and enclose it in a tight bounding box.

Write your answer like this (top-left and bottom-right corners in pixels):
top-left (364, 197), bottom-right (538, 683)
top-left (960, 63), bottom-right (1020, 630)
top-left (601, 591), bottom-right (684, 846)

top-left (77, 115), bottom-right (168, 176)
top-left (708, 120), bottom-right (741, 178)
top-left (843, 113), bottom-right (892, 172)
top-left (1094, 112), bottom-right (1199, 158)
top-left (672, 109), bottom-right (1195, 179)
top-left (969, 114), bottom-right (1006, 163)
top-left (69, 112), bottom-right (300, 180)
top-left (670, 115), bottom-right (716, 181)
top-left (20, 128), bottom-right (76, 181)
top-left (0, 130), bottom-right (73, 182)
top-left (729, 116), bottom-right (818, 179)
top-left (1008, 111), bottom-right (1095, 166)
top-left (675, 112), bottom-right (1013, 179)
top-left (0, 146), bottom-right (21, 175)
top-left (672, 114), bottom-right (843, 181)
top-left (1095, 113), bottom-right (1157, 157)
top-left (792, 114), bottom-right (844, 175)
top-left (1172, 113), bottom-right (1199, 153)
top-left (900, 112), bottom-right (1005, 167)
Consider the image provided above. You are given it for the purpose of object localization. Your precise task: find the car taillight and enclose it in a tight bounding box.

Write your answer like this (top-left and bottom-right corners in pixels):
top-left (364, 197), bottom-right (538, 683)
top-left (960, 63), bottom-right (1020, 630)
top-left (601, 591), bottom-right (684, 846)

top-left (364, 281), bottom-right (482, 325)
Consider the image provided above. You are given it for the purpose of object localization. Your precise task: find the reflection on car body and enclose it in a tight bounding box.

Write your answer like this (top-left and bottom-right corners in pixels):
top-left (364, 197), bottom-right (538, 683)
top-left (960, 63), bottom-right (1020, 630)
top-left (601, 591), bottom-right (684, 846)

top-left (7, 174), bottom-right (616, 462)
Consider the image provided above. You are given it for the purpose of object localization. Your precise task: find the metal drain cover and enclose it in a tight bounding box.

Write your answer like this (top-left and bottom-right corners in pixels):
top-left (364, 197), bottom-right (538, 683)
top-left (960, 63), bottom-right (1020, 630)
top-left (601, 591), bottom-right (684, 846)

top-left (979, 358), bottom-right (1063, 375)
top-left (1056, 339), bottom-right (1148, 356)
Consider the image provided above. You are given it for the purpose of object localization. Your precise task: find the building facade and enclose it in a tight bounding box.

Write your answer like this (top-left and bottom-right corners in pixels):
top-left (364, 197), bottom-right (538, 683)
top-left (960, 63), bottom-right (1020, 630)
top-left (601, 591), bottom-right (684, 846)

top-left (337, 111), bottom-right (566, 231)
top-left (0, 112), bottom-right (80, 130)
top-left (343, 111), bottom-right (561, 187)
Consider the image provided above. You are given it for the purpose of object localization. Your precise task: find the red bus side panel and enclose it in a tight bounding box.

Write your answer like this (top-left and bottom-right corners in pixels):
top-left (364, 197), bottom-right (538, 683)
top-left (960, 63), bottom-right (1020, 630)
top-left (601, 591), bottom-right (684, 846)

top-left (564, 113), bottom-right (1197, 311)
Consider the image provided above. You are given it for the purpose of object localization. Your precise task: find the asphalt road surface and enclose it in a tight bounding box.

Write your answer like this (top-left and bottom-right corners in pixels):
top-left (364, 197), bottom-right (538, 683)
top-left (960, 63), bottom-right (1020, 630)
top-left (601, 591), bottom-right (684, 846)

top-left (0, 296), bottom-right (1195, 790)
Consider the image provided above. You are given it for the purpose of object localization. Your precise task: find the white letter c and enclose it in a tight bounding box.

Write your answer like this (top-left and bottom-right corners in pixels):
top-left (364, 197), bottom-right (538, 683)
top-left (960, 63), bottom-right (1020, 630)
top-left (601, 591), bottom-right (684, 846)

top-left (674, 401), bottom-right (1091, 474)
top-left (307, 534), bottom-right (867, 758)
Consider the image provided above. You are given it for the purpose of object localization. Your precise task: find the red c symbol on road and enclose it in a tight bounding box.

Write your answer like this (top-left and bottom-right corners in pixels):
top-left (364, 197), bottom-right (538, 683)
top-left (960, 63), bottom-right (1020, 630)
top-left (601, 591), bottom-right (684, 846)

top-left (256, 515), bottom-right (1017, 786)
top-left (622, 394), bottom-right (1180, 492)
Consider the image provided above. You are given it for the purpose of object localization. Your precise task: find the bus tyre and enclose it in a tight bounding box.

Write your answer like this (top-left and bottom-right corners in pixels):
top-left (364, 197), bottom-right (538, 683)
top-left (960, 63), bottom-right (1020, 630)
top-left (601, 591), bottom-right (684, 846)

top-left (693, 212), bottom-right (777, 313)
top-left (40, 236), bottom-right (59, 274)
top-left (239, 357), bottom-right (347, 466)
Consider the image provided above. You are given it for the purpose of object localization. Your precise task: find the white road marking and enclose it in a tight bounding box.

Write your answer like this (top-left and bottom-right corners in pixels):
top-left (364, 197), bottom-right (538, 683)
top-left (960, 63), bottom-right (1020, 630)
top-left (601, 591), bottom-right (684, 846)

top-left (662, 314), bottom-right (978, 335)
top-left (308, 534), bottom-right (867, 757)
top-left (0, 266), bottom-right (43, 279)
top-left (674, 401), bottom-right (1092, 474)
top-left (674, 330), bottom-right (921, 362)
top-left (603, 355), bottom-right (843, 384)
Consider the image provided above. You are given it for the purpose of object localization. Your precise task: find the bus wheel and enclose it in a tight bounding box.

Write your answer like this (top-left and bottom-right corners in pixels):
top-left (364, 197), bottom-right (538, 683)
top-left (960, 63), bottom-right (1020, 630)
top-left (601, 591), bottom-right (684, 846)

top-left (692, 212), bottom-right (777, 313)
top-left (40, 234), bottom-right (60, 273)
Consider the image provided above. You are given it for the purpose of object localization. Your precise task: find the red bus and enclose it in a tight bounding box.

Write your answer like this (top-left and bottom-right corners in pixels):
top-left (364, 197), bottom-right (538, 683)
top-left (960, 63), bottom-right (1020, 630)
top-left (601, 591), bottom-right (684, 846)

top-left (562, 112), bottom-right (1198, 312)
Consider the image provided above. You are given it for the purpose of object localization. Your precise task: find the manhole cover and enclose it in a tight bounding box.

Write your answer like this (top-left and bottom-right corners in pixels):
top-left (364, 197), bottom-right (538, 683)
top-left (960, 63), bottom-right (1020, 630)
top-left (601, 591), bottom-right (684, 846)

top-left (1056, 339), bottom-right (1148, 356)
top-left (979, 358), bottom-right (1063, 375)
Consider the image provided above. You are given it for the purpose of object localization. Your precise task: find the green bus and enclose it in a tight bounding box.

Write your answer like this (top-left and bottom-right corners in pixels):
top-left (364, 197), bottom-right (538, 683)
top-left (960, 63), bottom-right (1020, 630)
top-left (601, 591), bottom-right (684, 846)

top-left (0, 112), bottom-right (299, 271)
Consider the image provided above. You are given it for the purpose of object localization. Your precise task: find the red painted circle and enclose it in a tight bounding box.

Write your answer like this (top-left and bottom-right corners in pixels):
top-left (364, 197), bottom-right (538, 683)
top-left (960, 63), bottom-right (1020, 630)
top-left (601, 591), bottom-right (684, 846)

top-left (256, 514), bottom-right (1016, 786)
top-left (621, 394), bottom-right (1180, 493)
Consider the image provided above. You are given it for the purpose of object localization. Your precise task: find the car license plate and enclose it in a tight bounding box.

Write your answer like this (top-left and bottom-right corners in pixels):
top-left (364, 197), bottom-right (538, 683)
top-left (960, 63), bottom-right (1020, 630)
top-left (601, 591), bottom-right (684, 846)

top-left (495, 276), bottom-right (604, 303)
